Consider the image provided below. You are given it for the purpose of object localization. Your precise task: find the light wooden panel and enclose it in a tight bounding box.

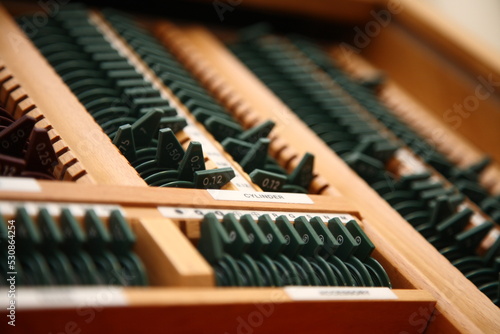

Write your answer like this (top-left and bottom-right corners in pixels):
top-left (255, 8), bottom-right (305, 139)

top-left (0, 180), bottom-right (361, 218)
top-left (134, 218), bottom-right (214, 287)
top-left (9, 288), bottom-right (435, 334)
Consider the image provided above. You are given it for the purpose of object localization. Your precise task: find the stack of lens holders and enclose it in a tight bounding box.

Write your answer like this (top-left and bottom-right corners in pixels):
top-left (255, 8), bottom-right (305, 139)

top-left (18, 6), bottom-right (237, 189)
top-left (0, 206), bottom-right (148, 286)
top-left (102, 9), bottom-right (317, 194)
top-left (198, 212), bottom-right (391, 288)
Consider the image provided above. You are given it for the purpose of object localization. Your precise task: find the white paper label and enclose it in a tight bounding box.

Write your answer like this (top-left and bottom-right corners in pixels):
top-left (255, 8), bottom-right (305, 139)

top-left (158, 206), bottom-right (354, 223)
top-left (0, 287), bottom-right (128, 310)
top-left (284, 287), bottom-right (397, 301)
top-left (0, 177), bottom-right (41, 192)
top-left (207, 189), bottom-right (313, 204)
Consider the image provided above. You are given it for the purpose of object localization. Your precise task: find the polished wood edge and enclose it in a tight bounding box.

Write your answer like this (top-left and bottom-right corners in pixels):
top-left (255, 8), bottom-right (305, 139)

top-left (124, 287), bottom-right (434, 305)
top-left (0, 179), bottom-right (360, 217)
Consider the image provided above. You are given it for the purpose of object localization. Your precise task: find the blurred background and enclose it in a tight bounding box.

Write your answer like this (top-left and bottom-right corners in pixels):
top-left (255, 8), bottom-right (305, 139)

top-left (422, 0), bottom-right (500, 53)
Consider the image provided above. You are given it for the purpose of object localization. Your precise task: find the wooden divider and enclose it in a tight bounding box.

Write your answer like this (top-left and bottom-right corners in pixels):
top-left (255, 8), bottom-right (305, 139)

top-left (0, 180), bottom-right (358, 215)
top-left (134, 217), bottom-right (214, 287)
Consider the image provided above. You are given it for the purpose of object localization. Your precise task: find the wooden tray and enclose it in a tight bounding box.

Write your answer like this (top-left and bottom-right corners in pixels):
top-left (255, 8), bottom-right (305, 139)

top-left (0, 1), bottom-right (499, 333)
